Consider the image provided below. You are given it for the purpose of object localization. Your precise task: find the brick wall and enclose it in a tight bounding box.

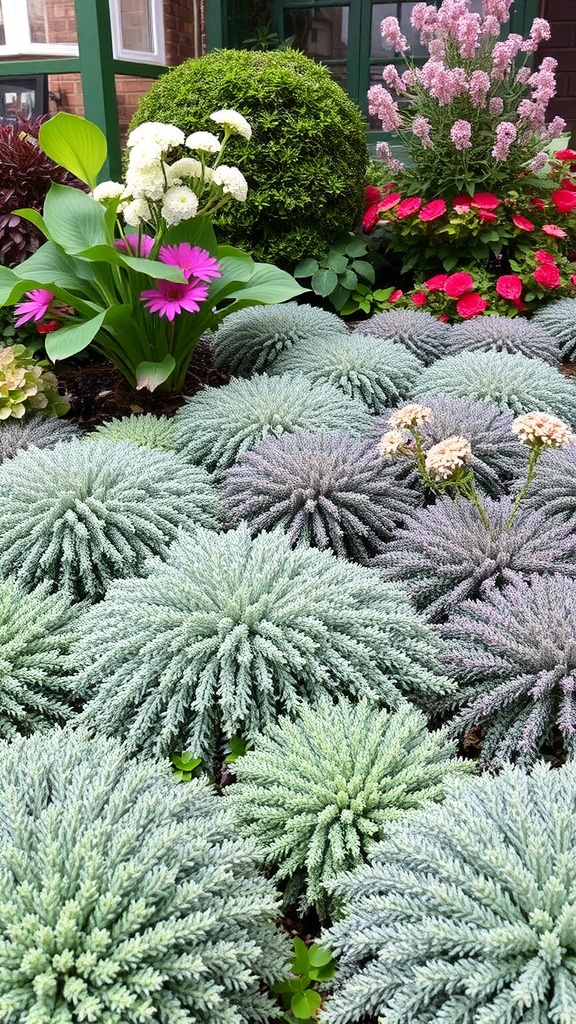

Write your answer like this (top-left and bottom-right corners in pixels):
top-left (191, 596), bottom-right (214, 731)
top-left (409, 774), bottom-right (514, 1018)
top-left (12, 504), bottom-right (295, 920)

top-left (536, 0), bottom-right (576, 142)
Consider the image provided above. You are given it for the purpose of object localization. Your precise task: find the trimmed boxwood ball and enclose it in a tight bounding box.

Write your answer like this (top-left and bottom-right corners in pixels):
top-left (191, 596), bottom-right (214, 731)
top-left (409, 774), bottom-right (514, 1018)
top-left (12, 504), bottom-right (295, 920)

top-left (212, 302), bottom-right (347, 376)
top-left (533, 296), bottom-right (576, 360)
top-left (0, 577), bottom-right (78, 739)
top-left (0, 439), bottom-right (222, 602)
top-left (321, 763), bottom-right (576, 1024)
top-left (522, 445), bottom-right (576, 524)
top-left (173, 372), bottom-right (372, 474)
top-left (353, 309), bottom-right (450, 365)
top-left (0, 728), bottom-right (289, 1024)
top-left (129, 49), bottom-right (369, 266)
top-left (269, 333), bottom-right (422, 412)
top-left (447, 314), bottom-right (560, 363)
top-left (416, 349), bottom-right (576, 423)
top-left (374, 497), bottom-right (576, 620)
top-left (226, 697), bottom-right (471, 919)
top-left (0, 414), bottom-right (79, 463)
top-left (86, 413), bottom-right (175, 451)
top-left (221, 429), bottom-right (421, 562)
top-left (74, 525), bottom-right (453, 760)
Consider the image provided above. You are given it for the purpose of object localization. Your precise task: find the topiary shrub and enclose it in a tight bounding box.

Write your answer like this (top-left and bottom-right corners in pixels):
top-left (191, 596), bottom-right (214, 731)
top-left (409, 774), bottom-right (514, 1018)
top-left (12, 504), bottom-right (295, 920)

top-left (438, 574), bottom-right (576, 765)
top-left (129, 49), bottom-right (369, 266)
top-left (0, 577), bottom-right (78, 739)
top-left (0, 727), bottom-right (289, 1023)
top-left (353, 309), bottom-right (450, 365)
top-left (74, 525), bottom-right (453, 759)
top-left (221, 429), bottom-right (421, 561)
top-left (173, 372), bottom-right (372, 474)
top-left (227, 696), bottom-right (471, 920)
top-left (533, 296), bottom-right (576, 361)
top-left (374, 497), bottom-right (576, 620)
top-left (522, 444), bottom-right (576, 524)
top-left (212, 302), bottom-right (347, 376)
top-left (0, 414), bottom-right (79, 464)
top-left (0, 439), bottom-right (222, 602)
top-left (415, 349), bottom-right (576, 423)
top-left (321, 762), bottom-right (576, 1024)
top-left (447, 315), bottom-right (560, 364)
top-left (86, 413), bottom-right (175, 451)
top-left (269, 333), bottom-right (422, 413)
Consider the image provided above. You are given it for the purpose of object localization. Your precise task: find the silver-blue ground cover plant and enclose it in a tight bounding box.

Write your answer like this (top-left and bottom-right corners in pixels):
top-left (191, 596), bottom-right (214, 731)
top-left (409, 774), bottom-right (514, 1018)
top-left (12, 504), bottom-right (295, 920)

top-left (85, 413), bottom-right (176, 451)
top-left (0, 414), bottom-right (79, 464)
top-left (521, 445), bottom-right (576, 524)
top-left (374, 497), bottom-right (576, 620)
top-left (363, 396), bottom-right (525, 497)
top-left (415, 350), bottom-right (576, 423)
top-left (211, 301), bottom-right (347, 375)
top-left (268, 333), bottom-right (422, 413)
top-left (438, 575), bottom-right (576, 765)
top-left (533, 296), bottom-right (576, 361)
top-left (0, 577), bottom-right (78, 739)
top-left (221, 429), bottom-right (421, 562)
top-left (0, 728), bottom-right (289, 1024)
top-left (173, 373), bottom-right (372, 474)
top-left (226, 696), bottom-right (471, 920)
top-left (353, 308), bottom-right (450, 365)
top-left (74, 525), bottom-right (453, 759)
top-left (447, 316), bottom-right (560, 364)
top-left (321, 762), bottom-right (576, 1024)
top-left (0, 439), bottom-right (222, 602)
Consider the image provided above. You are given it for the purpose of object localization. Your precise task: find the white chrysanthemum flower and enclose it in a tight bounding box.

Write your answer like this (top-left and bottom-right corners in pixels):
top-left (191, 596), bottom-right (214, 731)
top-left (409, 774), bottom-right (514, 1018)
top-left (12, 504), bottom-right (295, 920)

top-left (425, 435), bottom-right (472, 480)
top-left (389, 404), bottom-right (432, 430)
top-left (92, 180), bottom-right (125, 203)
top-left (166, 157), bottom-right (208, 185)
top-left (511, 411), bottom-right (576, 448)
top-left (213, 165), bottom-right (248, 202)
top-left (185, 131), bottom-right (221, 154)
top-left (378, 430), bottom-right (409, 457)
top-left (209, 109), bottom-right (252, 140)
top-left (127, 121), bottom-right (185, 152)
top-left (125, 165), bottom-right (166, 202)
top-left (127, 140), bottom-right (163, 175)
top-left (122, 196), bottom-right (151, 227)
top-left (160, 185), bottom-right (199, 226)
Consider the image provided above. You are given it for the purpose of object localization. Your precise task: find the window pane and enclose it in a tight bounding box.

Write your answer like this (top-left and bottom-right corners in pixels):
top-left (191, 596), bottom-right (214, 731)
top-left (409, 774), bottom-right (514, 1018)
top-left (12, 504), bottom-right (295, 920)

top-left (120, 0), bottom-right (153, 52)
top-left (27, 0), bottom-right (48, 43)
top-left (26, 0), bottom-right (77, 45)
top-left (284, 6), bottom-right (349, 60)
top-left (0, 2), bottom-right (5, 46)
top-left (371, 3), bottom-right (428, 59)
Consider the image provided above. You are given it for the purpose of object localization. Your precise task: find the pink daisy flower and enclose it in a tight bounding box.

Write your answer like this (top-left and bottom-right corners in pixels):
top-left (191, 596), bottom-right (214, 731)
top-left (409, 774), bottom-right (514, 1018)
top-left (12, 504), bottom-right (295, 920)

top-left (542, 223), bottom-right (567, 237)
top-left (115, 234), bottom-right (155, 257)
top-left (140, 279), bottom-right (209, 321)
top-left (159, 244), bottom-right (222, 283)
top-left (14, 289), bottom-right (54, 327)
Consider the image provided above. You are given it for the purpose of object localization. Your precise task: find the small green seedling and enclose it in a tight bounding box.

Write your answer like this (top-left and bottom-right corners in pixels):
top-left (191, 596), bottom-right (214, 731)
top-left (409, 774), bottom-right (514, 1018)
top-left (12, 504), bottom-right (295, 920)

top-left (170, 751), bottom-right (202, 782)
top-left (273, 937), bottom-right (335, 1022)
top-left (225, 734), bottom-right (250, 764)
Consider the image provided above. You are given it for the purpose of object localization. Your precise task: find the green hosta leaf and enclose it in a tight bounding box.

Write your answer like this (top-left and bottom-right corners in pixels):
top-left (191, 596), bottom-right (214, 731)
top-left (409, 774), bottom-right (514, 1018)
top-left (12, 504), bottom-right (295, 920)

top-left (326, 252), bottom-right (348, 274)
top-left (308, 945), bottom-right (333, 968)
top-left (293, 258), bottom-right (319, 279)
top-left (291, 937), bottom-right (310, 975)
top-left (45, 311), bottom-right (107, 360)
top-left (43, 184), bottom-right (108, 254)
top-left (11, 207), bottom-right (51, 239)
top-left (135, 355), bottom-right (176, 392)
top-left (79, 246), bottom-right (186, 282)
top-left (312, 268), bottom-right (338, 297)
top-left (351, 260), bottom-right (375, 284)
top-left (39, 112), bottom-right (107, 189)
top-left (338, 269), bottom-right (357, 291)
top-left (223, 263), bottom-right (307, 305)
top-left (163, 214), bottom-right (219, 255)
top-left (15, 241), bottom-right (97, 294)
top-left (291, 990), bottom-right (321, 1019)
top-left (330, 283), bottom-right (352, 311)
top-left (171, 751), bottom-right (202, 772)
top-left (344, 236), bottom-right (369, 257)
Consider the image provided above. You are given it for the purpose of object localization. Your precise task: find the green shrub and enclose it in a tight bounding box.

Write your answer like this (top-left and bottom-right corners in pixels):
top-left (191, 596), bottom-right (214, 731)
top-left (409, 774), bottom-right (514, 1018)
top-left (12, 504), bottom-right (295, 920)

top-left (86, 413), bottom-right (176, 451)
top-left (0, 414), bottom-right (79, 464)
top-left (533, 296), bottom-right (576, 361)
top-left (129, 49), bottom-right (369, 266)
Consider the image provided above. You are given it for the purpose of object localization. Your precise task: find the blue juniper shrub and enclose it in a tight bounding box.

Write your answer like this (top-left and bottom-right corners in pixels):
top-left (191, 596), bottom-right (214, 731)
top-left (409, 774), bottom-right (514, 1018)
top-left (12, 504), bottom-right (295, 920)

top-left (446, 315), bottom-right (560, 364)
top-left (353, 308), bottom-right (450, 365)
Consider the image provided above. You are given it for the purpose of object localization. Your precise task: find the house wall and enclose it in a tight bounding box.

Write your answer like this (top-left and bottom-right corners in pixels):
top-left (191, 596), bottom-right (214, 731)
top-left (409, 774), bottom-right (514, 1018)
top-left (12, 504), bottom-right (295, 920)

top-left (536, 0), bottom-right (576, 141)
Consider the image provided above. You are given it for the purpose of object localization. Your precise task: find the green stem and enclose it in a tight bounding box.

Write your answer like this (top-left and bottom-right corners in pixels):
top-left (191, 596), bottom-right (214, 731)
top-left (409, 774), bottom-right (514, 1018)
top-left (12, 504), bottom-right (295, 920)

top-left (507, 445), bottom-right (542, 528)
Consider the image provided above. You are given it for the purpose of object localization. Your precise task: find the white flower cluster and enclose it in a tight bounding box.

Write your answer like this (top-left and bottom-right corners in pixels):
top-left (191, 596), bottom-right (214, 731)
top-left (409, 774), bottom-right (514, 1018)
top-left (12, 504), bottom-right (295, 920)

top-left (511, 411), bottom-right (576, 449)
top-left (213, 165), bottom-right (248, 202)
top-left (378, 429), bottom-right (409, 457)
top-left (210, 108), bottom-right (252, 140)
top-left (389, 403), bottom-right (432, 430)
top-left (424, 435), bottom-right (472, 480)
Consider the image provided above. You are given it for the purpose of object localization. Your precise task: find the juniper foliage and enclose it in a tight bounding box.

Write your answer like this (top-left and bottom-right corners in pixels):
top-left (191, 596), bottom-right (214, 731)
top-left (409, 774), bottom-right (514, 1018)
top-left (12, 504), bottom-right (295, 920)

top-left (353, 308), bottom-right (450, 365)
top-left (173, 372), bottom-right (371, 474)
top-left (447, 315), bottom-right (560, 364)
top-left (322, 762), bottom-right (576, 1024)
top-left (415, 350), bottom-right (576, 423)
top-left (374, 497), bottom-right (576, 619)
top-left (86, 413), bottom-right (176, 451)
top-left (227, 697), bottom-right (471, 919)
top-left (269, 333), bottom-right (422, 412)
top-left (0, 728), bottom-right (289, 1024)
top-left (221, 430), bottom-right (421, 561)
top-left (364, 396), bottom-right (524, 496)
top-left (521, 444), bottom-right (576, 524)
top-left (0, 439), bottom-right (222, 602)
top-left (212, 302), bottom-right (347, 375)
top-left (0, 414), bottom-right (79, 464)
top-left (533, 296), bottom-right (576, 361)
top-left (74, 525), bottom-right (452, 759)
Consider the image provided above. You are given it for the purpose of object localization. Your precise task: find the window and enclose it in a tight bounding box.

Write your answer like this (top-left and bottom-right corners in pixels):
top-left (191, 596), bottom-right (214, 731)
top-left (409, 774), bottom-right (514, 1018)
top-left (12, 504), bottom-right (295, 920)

top-left (109, 0), bottom-right (165, 63)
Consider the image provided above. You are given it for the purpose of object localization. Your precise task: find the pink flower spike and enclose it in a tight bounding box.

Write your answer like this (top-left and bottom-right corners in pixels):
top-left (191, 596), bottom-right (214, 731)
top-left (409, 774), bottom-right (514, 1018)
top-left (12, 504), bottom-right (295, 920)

top-left (140, 279), bottom-right (209, 321)
top-left (14, 288), bottom-right (54, 326)
top-left (159, 244), bottom-right (222, 283)
top-left (115, 234), bottom-right (155, 257)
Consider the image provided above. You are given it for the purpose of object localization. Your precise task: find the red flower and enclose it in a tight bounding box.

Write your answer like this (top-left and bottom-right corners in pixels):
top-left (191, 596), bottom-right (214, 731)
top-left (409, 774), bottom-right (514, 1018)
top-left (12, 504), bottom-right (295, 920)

top-left (412, 291), bottom-right (428, 306)
top-left (471, 192), bottom-right (500, 210)
top-left (425, 274), bottom-right (448, 291)
top-left (390, 289), bottom-right (403, 302)
top-left (362, 192), bottom-right (402, 231)
top-left (512, 214), bottom-right (535, 231)
top-left (530, 196), bottom-right (547, 211)
top-left (552, 189), bottom-right (576, 214)
top-left (495, 275), bottom-right (523, 300)
top-left (542, 223), bottom-right (568, 237)
top-left (477, 210), bottom-right (498, 223)
top-left (419, 199), bottom-right (447, 221)
top-left (571, 274), bottom-right (576, 287)
top-left (533, 264), bottom-right (561, 288)
top-left (364, 185), bottom-right (382, 209)
top-left (444, 272), bottom-right (474, 298)
top-left (36, 320), bottom-right (60, 335)
top-left (534, 250), bottom-right (556, 264)
top-left (396, 196), bottom-right (422, 218)
top-left (561, 178), bottom-right (576, 192)
top-left (514, 298), bottom-right (527, 312)
top-left (378, 192), bottom-right (402, 211)
top-left (438, 314), bottom-right (449, 322)
top-left (453, 195), bottom-right (472, 213)
top-left (456, 292), bottom-right (489, 318)
top-left (556, 149), bottom-right (576, 161)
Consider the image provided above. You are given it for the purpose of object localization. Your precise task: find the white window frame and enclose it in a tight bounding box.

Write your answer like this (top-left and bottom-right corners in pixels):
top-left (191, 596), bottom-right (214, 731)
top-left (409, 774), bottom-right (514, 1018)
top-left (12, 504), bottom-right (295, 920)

top-left (109, 0), bottom-right (166, 64)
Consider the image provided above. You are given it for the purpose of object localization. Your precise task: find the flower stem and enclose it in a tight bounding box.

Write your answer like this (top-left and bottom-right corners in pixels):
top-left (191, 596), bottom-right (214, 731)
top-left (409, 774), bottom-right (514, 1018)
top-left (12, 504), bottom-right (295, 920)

top-left (507, 444), bottom-right (542, 528)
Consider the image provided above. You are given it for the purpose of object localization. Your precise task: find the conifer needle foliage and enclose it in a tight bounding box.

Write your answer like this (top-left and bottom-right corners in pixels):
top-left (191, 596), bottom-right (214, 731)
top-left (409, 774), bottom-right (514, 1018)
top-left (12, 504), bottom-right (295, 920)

top-left (447, 316), bottom-right (560, 364)
top-left (533, 296), bottom-right (576, 361)
top-left (0, 439), bottom-right (222, 602)
top-left (322, 762), bottom-right (576, 1024)
top-left (227, 697), bottom-right (471, 919)
top-left (521, 444), bottom-right (576, 525)
top-left (0, 413), bottom-right (79, 464)
top-left (173, 373), bottom-right (371, 474)
top-left (86, 413), bottom-right (176, 451)
top-left (353, 308), bottom-right (449, 365)
top-left (0, 728), bottom-right (289, 1023)
top-left (221, 429), bottom-right (421, 562)
top-left (74, 526), bottom-right (452, 759)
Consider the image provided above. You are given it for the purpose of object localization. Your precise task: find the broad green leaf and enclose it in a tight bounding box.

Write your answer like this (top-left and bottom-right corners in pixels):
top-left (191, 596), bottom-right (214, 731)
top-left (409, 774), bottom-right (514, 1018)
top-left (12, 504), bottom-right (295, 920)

top-left (45, 311), bottom-right (107, 360)
top-left (291, 990), bottom-right (321, 1019)
top-left (311, 267), bottom-right (338, 297)
top-left (351, 259), bottom-right (375, 284)
top-left (326, 252), bottom-right (348, 274)
top-left (0, 268), bottom-right (33, 306)
top-left (331, 283), bottom-right (351, 311)
top-left (293, 257), bottom-right (319, 278)
top-left (216, 263), bottom-right (306, 307)
top-left (309, 962), bottom-right (336, 982)
top-left (135, 355), bottom-right (176, 392)
top-left (79, 246), bottom-right (186, 282)
top-left (291, 937), bottom-right (310, 975)
top-left (15, 241), bottom-right (98, 294)
top-left (39, 112), bottom-right (107, 189)
top-left (308, 945), bottom-right (333, 968)
top-left (163, 215), bottom-right (219, 255)
top-left (44, 184), bottom-right (108, 254)
top-left (12, 207), bottom-right (51, 239)
top-left (344, 236), bottom-right (369, 257)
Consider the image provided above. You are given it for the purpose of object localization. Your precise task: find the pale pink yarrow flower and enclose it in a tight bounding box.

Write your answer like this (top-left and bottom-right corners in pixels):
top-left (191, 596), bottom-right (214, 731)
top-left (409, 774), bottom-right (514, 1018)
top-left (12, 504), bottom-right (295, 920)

top-left (492, 121), bottom-right (517, 160)
top-left (378, 429), bottom-right (409, 457)
top-left (380, 15), bottom-right (409, 53)
top-left (469, 70), bottom-right (491, 108)
top-left (529, 151), bottom-right (549, 173)
top-left (159, 243), bottom-right (221, 283)
top-left (412, 115), bottom-right (434, 149)
top-left (482, 15), bottom-right (500, 35)
top-left (491, 36), bottom-right (523, 79)
top-left (376, 141), bottom-right (405, 172)
top-left (410, 2), bottom-right (438, 39)
top-left (115, 234), bottom-right (155, 257)
top-left (456, 12), bottom-right (482, 58)
top-left (381, 64), bottom-right (404, 92)
top-left (450, 119), bottom-right (472, 150)
top-left (511, 411), bottom-right (576, 449)
top-left (482, 0), bottom-right (513, 21)
top-left (523, 17), bottom-right (551, 52)
top-left (437, 0), bottom-right (471, 35)
top-left (389, 404), bottom-right (432, 430)
top-left (368, 84), bottom-right (402, 131)
top-left (544, 116), bottom-right (567, 140)
top-left (515, 66), bottom-right (531, 85)
top-left (518, 99), bottom-right (546, 131)
top-left (140, 279), bottom-right (209, 321)
top-left (402, 69), bottom-right (417, 88)
top-left (14, 289), bottom-right (53, 327)
top-left (425, 435), bottom-right (472, 480)
top-left (489, 96), bottom-right (504, 116)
